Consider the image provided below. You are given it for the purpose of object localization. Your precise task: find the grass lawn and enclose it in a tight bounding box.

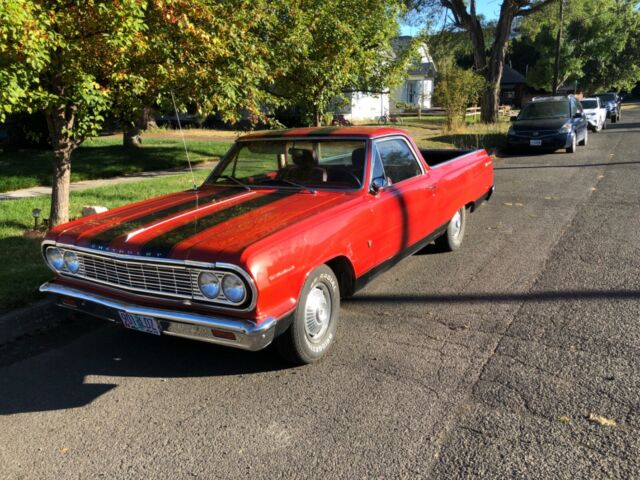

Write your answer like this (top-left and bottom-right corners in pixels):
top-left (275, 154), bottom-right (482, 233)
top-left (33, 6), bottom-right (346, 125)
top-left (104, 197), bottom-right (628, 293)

top-left (0, 170), bottom-right (211, 314)
top-left (0, 134), bottom-right (232, 193)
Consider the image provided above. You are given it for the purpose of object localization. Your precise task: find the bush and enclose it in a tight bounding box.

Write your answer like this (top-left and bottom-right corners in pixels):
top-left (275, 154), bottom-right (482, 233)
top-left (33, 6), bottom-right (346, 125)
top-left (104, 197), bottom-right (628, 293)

top-left (433, 58), bottom-right (485, 132)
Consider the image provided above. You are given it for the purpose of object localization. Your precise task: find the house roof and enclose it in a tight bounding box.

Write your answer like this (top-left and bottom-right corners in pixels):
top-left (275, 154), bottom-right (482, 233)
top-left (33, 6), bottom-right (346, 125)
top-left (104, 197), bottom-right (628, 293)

top-left (392, 36), bottom-right (436, 78)
top-left (501, 66), bottom-right (527, 85)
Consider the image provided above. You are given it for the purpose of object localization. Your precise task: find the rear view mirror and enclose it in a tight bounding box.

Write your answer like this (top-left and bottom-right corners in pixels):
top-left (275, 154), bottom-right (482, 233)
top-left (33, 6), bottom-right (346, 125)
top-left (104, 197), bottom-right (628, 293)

top-left (370, 177), bottom-right (388, 194)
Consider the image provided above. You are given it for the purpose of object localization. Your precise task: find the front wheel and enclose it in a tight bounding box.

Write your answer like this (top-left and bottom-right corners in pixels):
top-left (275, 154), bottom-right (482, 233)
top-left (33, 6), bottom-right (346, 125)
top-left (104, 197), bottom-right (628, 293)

top-left (435, 207), bottom-right (467, 252)
top-left (274, 265), bottom-right (340, 364)
top-left (579, 129), bottom-right (588, 146)
top-left (566, 133), bottom-right (577, 153)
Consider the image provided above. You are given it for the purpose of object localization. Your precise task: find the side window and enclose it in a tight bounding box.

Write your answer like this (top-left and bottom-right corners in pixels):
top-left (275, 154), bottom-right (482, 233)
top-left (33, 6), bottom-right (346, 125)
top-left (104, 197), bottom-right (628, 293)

top-left (374, 138), bottom-right (422, 185)
top-left (371, 144), bottom-right (386, 182)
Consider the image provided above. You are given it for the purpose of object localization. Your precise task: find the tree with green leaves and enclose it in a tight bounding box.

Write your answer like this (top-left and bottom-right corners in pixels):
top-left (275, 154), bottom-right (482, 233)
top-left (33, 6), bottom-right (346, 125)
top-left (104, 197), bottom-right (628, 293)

top-left (268, 0), bottom-right (411, 127)
top-left (0, 0), bottom-right (280, 227)
top-left (511, 0), bottom-right (640, 93)
top-left (113, 0), bottom-right (279, 147)
top-left (0, 0), bottom-right (147, 226)
top-left (409, 0), bottom-right (557, 123)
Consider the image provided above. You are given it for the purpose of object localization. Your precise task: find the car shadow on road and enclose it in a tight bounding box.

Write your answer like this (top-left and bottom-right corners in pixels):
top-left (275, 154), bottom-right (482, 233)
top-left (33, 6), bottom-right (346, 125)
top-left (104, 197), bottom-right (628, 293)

top-left (0, 316), bottom-right (292, 415)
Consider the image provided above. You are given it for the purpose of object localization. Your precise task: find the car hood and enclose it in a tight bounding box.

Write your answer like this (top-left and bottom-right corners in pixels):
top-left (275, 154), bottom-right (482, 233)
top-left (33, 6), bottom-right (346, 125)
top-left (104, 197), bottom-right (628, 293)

top-left (51, 186), bottom-right (355, 262)
top-left (582, 108), bottom-right (601, 114)
top-left (512, 118), bottom-right (569, 131)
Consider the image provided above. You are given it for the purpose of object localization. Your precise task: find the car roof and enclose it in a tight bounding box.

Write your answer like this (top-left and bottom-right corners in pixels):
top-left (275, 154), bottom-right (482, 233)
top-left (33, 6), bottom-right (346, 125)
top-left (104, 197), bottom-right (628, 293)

top-left (531, 95), bottom-right (572, 102)
top-left (580, 97), bottom-right (598, 101)
top-left (238, 126), bottom-right (409, 141)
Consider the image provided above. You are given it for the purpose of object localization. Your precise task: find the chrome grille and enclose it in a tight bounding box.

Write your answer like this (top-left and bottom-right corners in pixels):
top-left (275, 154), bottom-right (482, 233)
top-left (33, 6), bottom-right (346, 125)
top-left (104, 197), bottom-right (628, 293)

top-left (76, 251), bottom-right (195, 299)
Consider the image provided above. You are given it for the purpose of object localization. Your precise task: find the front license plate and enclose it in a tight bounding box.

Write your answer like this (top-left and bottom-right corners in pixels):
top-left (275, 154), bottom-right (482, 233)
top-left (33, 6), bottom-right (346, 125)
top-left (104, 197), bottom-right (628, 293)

top-left (529, 139), bottom-right (542, 146)
top-left (118, 311), bottom-right (162, 336)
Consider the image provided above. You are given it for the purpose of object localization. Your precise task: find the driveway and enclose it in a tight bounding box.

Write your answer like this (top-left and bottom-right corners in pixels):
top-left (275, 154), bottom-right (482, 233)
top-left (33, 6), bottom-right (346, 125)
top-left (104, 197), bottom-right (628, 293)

top-left (1, 110), bottom-right (639, 479)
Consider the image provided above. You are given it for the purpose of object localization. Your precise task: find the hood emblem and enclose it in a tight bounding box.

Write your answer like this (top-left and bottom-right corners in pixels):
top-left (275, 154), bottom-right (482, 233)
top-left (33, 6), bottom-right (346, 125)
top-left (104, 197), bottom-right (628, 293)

top-left (532, 132), bottom-right (539, 136)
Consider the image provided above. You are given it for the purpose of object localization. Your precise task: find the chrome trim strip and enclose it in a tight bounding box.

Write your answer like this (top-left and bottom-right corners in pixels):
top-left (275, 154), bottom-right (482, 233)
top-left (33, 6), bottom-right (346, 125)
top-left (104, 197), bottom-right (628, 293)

top-left (41, 240), bottom-right (258, 312)
top-left (39, 282), bottom-right (276, 351)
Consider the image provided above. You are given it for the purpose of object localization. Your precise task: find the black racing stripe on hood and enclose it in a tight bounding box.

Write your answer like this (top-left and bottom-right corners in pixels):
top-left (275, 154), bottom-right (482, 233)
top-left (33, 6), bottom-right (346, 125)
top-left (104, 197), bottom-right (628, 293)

top-left (139, 191), bottom-right (293, 258)
top-left (87, 189), bottom-right (238, 249)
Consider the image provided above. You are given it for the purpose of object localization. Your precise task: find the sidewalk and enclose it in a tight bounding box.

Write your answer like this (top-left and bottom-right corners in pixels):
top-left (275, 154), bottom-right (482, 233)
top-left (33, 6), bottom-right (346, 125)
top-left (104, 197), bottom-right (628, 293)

top-left (0, 161), bottom-right (217, 200)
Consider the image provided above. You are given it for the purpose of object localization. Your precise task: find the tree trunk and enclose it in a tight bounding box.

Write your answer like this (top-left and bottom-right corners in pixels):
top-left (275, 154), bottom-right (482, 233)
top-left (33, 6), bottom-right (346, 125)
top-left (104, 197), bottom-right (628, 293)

top-left (480, 80), bottom-right (500, 123)
top-left (314, 107), bottom-right (322, 127)
top-left (123, 107), bottom-right (151, 148)
top-left (123, 124), bottom-right (143, 147)
top-left (448, 0), bottom-right (516, 124)
top-left (46, 105), bottom-right (78, 227)
top-left (50, 148), bottom-right (72, 226)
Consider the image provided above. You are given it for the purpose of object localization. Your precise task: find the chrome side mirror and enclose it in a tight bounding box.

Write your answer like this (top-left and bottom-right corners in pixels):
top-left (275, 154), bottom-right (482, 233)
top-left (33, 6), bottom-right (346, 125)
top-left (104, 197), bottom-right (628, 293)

top-left (370, 177), bottom-right (388, 194)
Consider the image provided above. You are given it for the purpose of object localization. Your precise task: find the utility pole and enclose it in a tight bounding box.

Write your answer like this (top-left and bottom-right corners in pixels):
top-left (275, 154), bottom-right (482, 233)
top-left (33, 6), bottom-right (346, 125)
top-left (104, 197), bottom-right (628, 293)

top-left (552, 0), bottom-right (565, 95)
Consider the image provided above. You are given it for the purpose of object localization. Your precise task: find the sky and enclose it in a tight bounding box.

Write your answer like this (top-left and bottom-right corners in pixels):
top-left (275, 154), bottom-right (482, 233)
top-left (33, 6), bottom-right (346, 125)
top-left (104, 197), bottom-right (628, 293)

top-left (401, 1), bottom-right (501, 36)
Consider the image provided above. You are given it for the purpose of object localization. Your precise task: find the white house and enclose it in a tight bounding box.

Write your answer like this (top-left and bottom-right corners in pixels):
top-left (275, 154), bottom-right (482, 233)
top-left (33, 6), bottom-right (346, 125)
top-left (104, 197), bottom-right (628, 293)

top-left (332, 37), bottom-right (436, 122)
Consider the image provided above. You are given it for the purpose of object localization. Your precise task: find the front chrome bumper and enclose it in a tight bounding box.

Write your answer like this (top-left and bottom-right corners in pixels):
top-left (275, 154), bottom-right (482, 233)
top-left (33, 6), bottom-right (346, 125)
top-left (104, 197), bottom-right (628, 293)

top-left (40, 282), bottom-right (277, 351)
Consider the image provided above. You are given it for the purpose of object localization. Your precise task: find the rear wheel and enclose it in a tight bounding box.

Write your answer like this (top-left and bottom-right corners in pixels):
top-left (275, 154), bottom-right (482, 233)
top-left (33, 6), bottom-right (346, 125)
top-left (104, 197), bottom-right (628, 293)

top-left (274, 265), bottom-right (340, 364)
top-left (435, 207), bottom-right (467, 252)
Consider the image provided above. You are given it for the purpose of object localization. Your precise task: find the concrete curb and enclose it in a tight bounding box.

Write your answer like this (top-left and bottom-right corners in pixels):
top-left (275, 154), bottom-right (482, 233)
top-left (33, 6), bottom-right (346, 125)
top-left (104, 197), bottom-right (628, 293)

top-left (0, 297), bottom-right (66, 346)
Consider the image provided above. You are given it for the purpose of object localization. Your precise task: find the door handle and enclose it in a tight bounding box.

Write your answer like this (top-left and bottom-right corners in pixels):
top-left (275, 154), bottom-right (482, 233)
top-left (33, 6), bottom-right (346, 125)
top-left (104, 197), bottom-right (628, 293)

top-left (425, 185), bottom-right (438, 190)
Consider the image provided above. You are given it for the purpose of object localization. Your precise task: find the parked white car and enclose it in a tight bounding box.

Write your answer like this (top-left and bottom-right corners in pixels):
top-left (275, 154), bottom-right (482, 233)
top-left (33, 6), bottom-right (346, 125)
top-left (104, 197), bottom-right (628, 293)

top-left (580, 97), bottom-right (607, 132)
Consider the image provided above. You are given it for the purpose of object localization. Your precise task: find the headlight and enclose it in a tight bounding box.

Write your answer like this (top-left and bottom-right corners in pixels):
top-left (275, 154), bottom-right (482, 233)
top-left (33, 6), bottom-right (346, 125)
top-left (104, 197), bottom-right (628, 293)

top-left (46, 247), bottom-right (64, 270)
top-left (198, 272), bottom-right (221, 299)
top-left (63, 251), bottom-right (80, 273)
top-left (222, 274), bottom-right (246, 303)
top-left (559, 123), bottom-right (572, 133)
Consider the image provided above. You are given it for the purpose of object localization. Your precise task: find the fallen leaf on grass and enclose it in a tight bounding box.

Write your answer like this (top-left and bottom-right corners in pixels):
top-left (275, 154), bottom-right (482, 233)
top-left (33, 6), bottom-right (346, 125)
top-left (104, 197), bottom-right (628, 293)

top-left (587, 413), bottom-right (617, 427)
top-left (557, 415), bottom-right (571, 424)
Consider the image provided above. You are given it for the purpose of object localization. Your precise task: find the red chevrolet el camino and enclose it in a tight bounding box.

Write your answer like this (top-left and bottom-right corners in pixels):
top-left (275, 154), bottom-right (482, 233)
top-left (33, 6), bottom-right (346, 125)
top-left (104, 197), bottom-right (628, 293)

top-left (40, 127), bottom-right (494, 363)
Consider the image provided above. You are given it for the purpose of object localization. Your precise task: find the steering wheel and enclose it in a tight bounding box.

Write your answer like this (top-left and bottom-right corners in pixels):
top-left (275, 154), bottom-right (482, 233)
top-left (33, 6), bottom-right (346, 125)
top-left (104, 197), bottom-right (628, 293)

top-left (329, 169), bottom-right (362, 187)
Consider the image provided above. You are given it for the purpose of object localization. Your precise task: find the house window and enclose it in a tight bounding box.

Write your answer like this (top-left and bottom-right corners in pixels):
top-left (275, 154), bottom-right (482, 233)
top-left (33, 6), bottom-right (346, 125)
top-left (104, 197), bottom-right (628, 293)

top-left (406, 81), bottom-right (417, 104)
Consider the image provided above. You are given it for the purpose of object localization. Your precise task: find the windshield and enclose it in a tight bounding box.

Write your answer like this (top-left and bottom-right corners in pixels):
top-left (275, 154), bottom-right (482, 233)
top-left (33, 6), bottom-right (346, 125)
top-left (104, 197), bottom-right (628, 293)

top-left (596, 93), bottom-right (616, 101)
top-left (580, 100), bottom-right (598, 109)
top-left (518, 101), bottom-right (569, 120)
top-left (204, 139), bottom-right (367, 190)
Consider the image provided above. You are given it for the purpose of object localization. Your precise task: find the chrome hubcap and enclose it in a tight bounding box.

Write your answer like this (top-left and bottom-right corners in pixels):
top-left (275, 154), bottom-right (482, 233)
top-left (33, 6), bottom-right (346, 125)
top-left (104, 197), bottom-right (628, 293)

top-left (304, 284), bottom-right (331, 341)
top-left (450, 210), bottom-right (462, 238)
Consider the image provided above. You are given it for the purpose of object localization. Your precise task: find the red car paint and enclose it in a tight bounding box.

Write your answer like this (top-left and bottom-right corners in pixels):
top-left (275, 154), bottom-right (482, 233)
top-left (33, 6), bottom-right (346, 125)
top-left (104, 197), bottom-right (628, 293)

top-left (43, 127), bottom-right (494, 326)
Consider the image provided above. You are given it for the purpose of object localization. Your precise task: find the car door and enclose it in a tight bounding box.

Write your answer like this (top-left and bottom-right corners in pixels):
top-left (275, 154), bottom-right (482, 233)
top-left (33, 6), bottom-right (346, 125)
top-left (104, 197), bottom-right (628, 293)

top-left (368, 136), bottom-right (439, 264)
top-left (572, 98), bottom-right (587, 140)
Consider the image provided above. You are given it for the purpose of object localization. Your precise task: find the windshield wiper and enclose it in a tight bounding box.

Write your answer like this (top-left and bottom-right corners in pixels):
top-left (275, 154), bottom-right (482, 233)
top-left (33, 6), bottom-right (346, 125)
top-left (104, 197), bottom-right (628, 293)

top-left (217, 175), bottom-right (251, 190)
top-left (259, 178), bottom-right (316, 194)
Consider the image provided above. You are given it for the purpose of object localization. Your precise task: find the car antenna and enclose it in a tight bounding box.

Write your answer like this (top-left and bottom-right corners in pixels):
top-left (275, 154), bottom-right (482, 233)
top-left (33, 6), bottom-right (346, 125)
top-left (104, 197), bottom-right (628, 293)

top-left (170, 91), bottom-right (197, 192)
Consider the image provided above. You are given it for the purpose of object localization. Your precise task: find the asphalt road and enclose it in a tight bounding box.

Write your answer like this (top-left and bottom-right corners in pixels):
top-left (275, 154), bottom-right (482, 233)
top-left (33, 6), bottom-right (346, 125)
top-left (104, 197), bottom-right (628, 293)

top-left (1, 108), bottom-right (639, 479)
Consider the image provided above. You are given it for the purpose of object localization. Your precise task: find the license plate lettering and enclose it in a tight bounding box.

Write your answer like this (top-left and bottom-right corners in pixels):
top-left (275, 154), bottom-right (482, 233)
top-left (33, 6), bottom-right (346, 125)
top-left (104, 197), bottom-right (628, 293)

top-left (530, 139), bottom-right (542, 146)
top-left (118, 311), bottom-right (162, 336)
